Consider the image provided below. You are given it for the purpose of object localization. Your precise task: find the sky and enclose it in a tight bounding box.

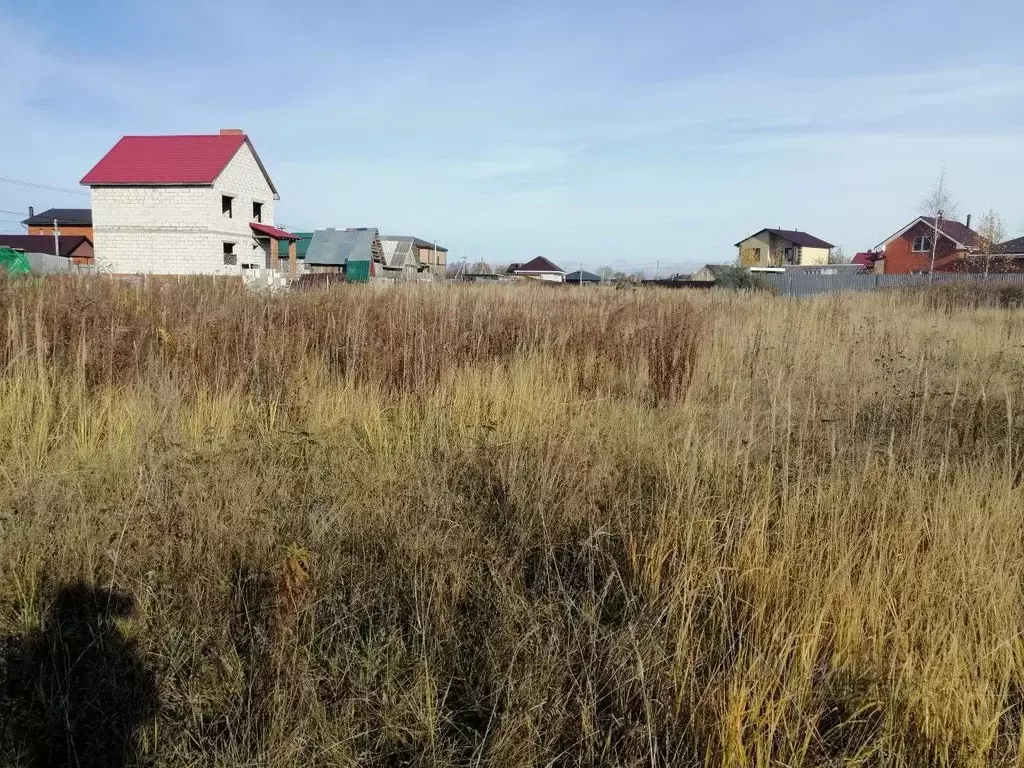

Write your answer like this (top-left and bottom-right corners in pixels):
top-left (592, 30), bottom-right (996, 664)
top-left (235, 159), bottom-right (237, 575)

top-left (1, 0), bottom-right (1022, 273)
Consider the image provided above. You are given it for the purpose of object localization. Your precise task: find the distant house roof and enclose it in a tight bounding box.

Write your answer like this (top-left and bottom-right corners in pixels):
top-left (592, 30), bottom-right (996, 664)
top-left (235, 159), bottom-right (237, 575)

top-left (250, 222), bottom-right (299, 241)
top-left (564, 269), bottom-right (601, 283)
top-left (381, 236), bottom-right (448, 253)
top-left (508, 256), bottom-right (564, 274)
top-left (875, 216), bottom-right (980, 250)
top-left (22, 208), bottom-right (92, 227)
top-left (305, 227), bottom-right (380, 266)
top-left (852, 251), bottom-right (883, 267)
top-left (697, 264), bottom-right (733, 277)
top-left (80, 133), bottom-right (278, 195)
top-left (736, 229), bottom-right (835, 249)
top-left (0, 234), bottom-right (92, 257)
top-left (992, 236), bottom-right (1024, 256)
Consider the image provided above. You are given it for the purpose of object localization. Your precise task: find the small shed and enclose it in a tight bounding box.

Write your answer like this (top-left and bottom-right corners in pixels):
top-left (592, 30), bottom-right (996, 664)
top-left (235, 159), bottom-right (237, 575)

top-left (304, 228), bottom-right (384, 283)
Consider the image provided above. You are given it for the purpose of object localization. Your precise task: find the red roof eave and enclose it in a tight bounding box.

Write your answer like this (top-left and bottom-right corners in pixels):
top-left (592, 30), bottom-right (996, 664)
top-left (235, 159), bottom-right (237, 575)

top-left (250, 222), bottom-right (299, 241)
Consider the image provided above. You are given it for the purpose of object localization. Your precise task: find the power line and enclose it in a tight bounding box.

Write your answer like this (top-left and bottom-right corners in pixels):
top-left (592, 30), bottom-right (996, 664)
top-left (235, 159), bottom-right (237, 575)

top-left (0, 176), bottom-right (89, 197)
top-left (0, 209), bottom-right (28, 217)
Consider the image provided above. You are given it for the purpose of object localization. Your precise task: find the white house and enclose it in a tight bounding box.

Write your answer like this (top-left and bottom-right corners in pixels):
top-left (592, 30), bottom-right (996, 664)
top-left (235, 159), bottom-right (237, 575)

top-left (507, 256), bottom-right (565, 282)
top-left (80, 129), bottom-right (299, 275)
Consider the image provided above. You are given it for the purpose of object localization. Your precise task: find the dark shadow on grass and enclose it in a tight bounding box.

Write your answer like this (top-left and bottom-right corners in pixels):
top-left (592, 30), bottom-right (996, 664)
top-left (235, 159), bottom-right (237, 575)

top-left (1, 582), bottom-right (157, 768)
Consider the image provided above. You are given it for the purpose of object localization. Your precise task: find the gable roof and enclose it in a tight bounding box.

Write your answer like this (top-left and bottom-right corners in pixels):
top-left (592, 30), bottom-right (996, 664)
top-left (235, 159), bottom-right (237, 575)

top-left (735, 229), bottom-right (835, 249)
top-left (22, 208), bottom-right (92, 227)
top-left (80, 133), bottom-right (278, 195)
top-left (381, 236), bottom-right (448, 253)
top-left (510, 256), bottom-right (563, 273)
top-left (380, 237), bottom-right (419, 269)
top-left (992, 235), bottom-right (1024, 256)
top-left (305, 228), bottom-right (381, 266)
top-left (852, 251), bottom-right (882, 267)
top-left (0, 234), bottom-right (91, 257)
top-left (875, 216), bottom-right (979, 250)
top-left (696, 264), bottom-right (733, 277)
top-left (250, 222), bottom-right (299, 241)
top-left (564, 269), bottom-right (601, 282)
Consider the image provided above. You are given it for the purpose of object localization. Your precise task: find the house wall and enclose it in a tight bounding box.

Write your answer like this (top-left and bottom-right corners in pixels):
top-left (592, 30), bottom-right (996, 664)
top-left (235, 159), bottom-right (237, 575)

top-left (518, 272), bottom-right (564, 282)
top-left (883, 221), bottom-right (964, 274)
top-left (214, 142), bottom-right (277, 270)
top-left (417, 246), bottom-right (447, 267)
top-left (798, 246), bottom-right (830, 266)
top-left (28, 225), bottom-right (93, 239)
top-left (90, 142), bottom-right (278, 275)
top-left (737, 233), bottom-right (772, 266)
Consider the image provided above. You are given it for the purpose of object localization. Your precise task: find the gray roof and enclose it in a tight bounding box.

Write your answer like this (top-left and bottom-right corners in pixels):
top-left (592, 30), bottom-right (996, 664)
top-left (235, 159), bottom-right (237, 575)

top-left (993, 236), bottom-right (1024, 256)
top-left (564, 269), bottom-right (601, 282)
top-left (381, 235), bottom-right (447, 252)
top-left (305, 228), bottom-right (378, 265)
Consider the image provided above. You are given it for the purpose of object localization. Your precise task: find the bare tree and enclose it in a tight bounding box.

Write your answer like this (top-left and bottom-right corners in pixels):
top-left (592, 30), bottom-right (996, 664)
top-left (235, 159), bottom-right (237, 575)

top-left (596, 266), bottom-right (616, 283)
top-left (918, 169), bottom-right (959, 281)
top-left (975, 208), bottom-right (1006, 279)
top-left (828, 245), bottom-right (851, 265)
top-left (468, 260), bottom-right (493, 274)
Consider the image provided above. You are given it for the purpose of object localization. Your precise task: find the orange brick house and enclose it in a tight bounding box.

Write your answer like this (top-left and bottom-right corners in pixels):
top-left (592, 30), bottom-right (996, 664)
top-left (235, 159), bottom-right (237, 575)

top-left (22, 208), bottom-right (93, 240)
top-left (874, 216), bottom-right (979, 274)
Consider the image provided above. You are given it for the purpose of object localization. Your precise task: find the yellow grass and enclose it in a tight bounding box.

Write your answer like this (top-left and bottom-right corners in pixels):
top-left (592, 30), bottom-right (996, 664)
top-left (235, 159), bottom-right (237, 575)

top-left (0, 277), bottom-right (1022, 766)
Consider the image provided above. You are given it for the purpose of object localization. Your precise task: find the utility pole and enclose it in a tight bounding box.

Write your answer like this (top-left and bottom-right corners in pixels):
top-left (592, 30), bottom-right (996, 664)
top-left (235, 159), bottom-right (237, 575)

top-left (656, 260), bottom-right (660, 279)
top-left (53, 218), bottom-right (60, 257)
top-left (579, 261), bottom-right (583, 285)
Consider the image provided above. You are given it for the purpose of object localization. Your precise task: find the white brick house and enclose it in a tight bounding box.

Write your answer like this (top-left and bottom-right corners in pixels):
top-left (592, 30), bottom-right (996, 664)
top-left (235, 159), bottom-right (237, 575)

top-left (81, 130), bottom-right (299, 275)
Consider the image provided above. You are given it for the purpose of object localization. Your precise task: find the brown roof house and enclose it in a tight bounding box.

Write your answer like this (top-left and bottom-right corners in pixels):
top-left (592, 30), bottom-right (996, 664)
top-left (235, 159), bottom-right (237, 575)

top-left (873, 216), bottom-right (981, 274)
top-left (22, 207), bottom-right (93, 240)
top-left (966, 235), bottom-right (1024, 275)
top-left (507, 256), bottom-right (565, 282)
top-left (0, 234), bottom-right (94, 273)
top-left (736, 229), bottom-right (834, 267)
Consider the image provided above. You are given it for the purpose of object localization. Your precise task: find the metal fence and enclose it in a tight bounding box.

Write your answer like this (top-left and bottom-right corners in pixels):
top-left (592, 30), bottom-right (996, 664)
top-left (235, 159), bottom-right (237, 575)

top-left (24, 252), bottom-right (95, 275)
top-left (757, 272), bottom-right (1024, 298)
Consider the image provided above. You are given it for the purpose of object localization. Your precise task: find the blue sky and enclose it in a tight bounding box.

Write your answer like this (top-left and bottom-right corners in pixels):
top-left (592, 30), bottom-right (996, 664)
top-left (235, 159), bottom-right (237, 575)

top-left (1, 0), bottom-right (1022, 272)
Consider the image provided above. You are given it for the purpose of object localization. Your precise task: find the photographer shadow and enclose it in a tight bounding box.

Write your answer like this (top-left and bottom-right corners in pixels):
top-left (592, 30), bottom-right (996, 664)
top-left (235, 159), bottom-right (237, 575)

top-left (2, 582), bottom-right (157, 768)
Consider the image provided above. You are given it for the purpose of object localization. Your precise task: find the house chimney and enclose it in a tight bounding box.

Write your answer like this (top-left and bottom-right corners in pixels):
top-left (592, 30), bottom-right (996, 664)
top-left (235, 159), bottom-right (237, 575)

top-left (28, 206), bottom-right (34, 218)
top-left (220, 128), bottom-right (244, 136)
top-left (965, 213), bottom-right (972, 229)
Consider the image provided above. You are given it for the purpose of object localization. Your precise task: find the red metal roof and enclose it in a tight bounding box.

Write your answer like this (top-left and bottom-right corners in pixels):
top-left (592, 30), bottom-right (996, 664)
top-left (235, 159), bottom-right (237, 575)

top-left (250, 222), bottom-right (299, 241)
top-left (852, 251), bottom-right (882, 267)
top-left (80, 134), bottom-right (248, 185)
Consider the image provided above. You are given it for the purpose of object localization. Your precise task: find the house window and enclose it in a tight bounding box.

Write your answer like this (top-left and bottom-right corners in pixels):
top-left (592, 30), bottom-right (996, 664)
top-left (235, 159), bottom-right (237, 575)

top-left (784, 247), bottom-right (795, 264)
top-left (222, 195), bottom-right (234, 218)
top-left (252, 201), bottom-right (263, 222)
top-left (223, 242), bottom-right (237, 265)
top-left (912, 236), bottom-right (932, 252)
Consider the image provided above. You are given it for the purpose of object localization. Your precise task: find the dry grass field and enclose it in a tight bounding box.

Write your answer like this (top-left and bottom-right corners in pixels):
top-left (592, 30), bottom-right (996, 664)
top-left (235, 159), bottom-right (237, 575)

top-left (1, 277), bottom-right (1023, 767)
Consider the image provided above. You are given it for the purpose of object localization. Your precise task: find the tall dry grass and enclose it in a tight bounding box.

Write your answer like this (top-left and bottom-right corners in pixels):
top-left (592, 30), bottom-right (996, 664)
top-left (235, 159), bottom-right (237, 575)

top-left (0, 277), bottom-right (1022, 767)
